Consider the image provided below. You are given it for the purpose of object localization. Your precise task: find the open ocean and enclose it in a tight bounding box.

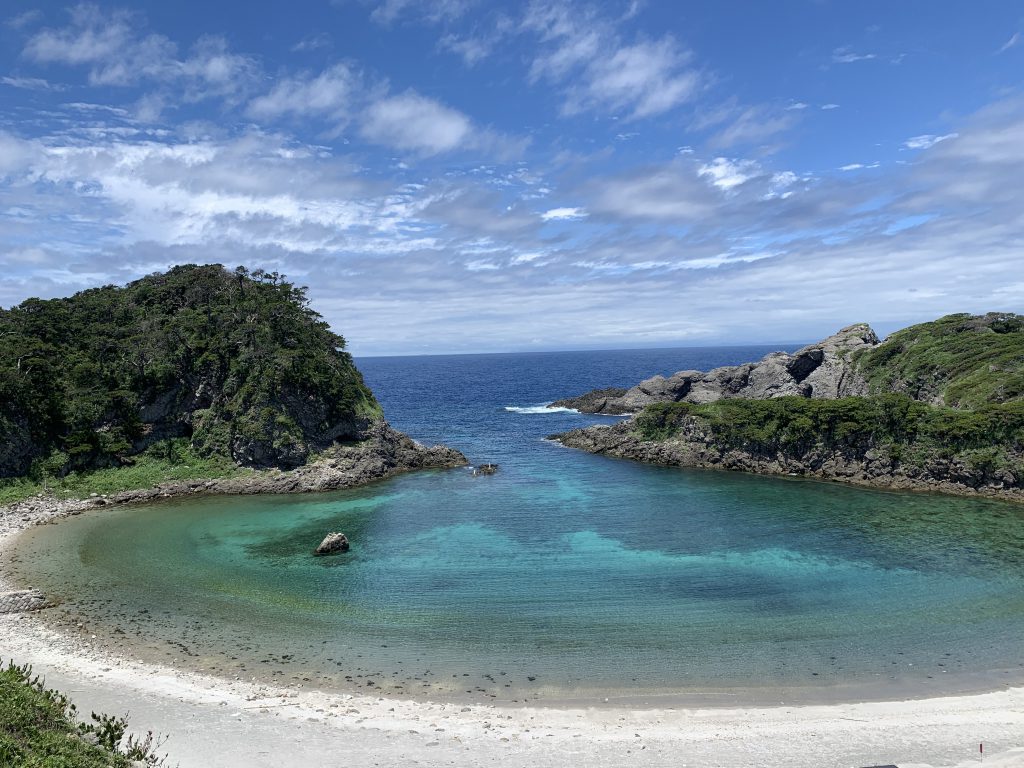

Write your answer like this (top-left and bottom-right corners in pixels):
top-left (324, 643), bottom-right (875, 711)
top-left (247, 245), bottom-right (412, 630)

top-left (10, 346), bottom-right (1024, 704)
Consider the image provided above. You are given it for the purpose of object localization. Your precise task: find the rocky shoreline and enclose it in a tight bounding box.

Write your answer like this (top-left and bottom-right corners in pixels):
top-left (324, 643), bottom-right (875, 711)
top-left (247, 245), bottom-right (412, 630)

top-left (552, 420), bottom-right (1024, 503)
top-left (0, 420), bottom-right (466, 591)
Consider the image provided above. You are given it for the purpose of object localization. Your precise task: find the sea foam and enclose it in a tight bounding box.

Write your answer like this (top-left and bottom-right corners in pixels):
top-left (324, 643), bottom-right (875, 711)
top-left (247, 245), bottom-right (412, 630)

top-left (504, 404), bottom-right (578, 414)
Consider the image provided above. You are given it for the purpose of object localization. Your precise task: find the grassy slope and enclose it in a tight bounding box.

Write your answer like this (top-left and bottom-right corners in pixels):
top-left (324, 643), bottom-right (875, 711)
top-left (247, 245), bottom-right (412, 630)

top-left (854, 312), bottom-right (1024, 407)
top-left (0, 660), bottom-right (161, 767)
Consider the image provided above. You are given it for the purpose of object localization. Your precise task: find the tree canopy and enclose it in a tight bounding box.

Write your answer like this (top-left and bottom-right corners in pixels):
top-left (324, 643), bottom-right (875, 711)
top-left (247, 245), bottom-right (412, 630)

top-left (0, 265), bottom-right (381, 478)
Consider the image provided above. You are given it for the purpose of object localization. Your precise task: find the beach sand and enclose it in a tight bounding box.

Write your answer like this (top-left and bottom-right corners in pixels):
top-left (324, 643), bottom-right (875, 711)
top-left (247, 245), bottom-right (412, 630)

top-left (2, 498), bottom-right (1022, 768)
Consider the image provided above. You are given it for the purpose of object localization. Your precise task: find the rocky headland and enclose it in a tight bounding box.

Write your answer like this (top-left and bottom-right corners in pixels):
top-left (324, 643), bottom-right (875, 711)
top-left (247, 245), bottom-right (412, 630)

top-left (552, 313), bottom-right (1024, 500)
top-left (0, 265), bottom-right (468, 532)
top-left (550, 323), bottom-right (880, 414)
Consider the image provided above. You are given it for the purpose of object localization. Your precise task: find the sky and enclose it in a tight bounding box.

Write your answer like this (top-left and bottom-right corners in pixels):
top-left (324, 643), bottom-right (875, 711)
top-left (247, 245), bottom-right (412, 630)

top-left (0, 1), bottom-right (1022, 355)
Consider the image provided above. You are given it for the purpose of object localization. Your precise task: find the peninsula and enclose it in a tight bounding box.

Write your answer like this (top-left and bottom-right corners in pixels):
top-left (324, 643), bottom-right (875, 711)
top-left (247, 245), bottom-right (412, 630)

top-left (552, 313), bottom-right (1024, 500)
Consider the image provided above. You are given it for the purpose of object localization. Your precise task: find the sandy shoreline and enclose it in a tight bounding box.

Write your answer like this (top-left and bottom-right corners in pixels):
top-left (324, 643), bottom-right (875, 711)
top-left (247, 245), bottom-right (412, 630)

top-left (2, 495), bottom-right (1023, 767)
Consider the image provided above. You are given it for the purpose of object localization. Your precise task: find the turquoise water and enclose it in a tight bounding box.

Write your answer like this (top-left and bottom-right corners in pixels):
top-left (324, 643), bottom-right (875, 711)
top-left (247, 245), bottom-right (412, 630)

top-left (10, 347), bottom-right (1024, 703)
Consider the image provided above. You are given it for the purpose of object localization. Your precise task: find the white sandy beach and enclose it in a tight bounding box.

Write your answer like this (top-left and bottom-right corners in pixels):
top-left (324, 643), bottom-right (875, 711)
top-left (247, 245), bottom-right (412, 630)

top-left (2, 499), bottom-right (1022, 768)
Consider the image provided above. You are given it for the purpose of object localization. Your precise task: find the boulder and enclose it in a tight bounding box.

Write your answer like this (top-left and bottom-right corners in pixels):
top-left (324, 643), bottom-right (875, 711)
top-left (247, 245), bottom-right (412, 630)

top-left (314, 532), bottom-right (350, 556)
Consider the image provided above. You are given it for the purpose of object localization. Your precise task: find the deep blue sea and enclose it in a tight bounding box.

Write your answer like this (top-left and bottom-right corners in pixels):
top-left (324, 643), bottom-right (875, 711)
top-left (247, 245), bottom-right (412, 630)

top-left (10, 346), bottom-right (1024, 704)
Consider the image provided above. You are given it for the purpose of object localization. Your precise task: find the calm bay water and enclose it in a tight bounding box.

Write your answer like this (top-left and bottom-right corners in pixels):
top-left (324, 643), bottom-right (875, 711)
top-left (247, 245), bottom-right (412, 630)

top-left (10, 346), bottom-right (1024, 704)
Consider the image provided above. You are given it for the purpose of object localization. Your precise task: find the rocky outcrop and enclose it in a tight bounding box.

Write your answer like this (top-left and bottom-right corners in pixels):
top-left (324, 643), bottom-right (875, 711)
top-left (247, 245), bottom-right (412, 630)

top-left (551, 324), bottom-right (880, 414)
top-left (314, 532), bottom-right (350, 555)
top-left (552, 421), bottom-right (1024, 502)
top-left (550, 387), bottom-right (627, 413)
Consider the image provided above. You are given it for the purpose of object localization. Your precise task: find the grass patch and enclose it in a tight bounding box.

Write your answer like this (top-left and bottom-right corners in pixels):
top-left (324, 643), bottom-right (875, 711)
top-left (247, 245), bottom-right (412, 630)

top-left (0, 658), bottom-right (165, 767)
top-left (0, 439), bottom-right (246, 506)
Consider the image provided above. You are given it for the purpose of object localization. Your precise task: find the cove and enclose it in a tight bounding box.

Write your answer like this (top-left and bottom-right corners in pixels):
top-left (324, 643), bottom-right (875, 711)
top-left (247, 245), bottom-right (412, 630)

top-left (8, 347), bottom-right (1024, 704)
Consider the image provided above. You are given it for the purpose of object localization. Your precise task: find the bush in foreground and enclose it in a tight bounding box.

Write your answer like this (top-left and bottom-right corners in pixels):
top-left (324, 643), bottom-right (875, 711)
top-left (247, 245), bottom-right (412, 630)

top-left (0, 659), bottom-right (166, 767)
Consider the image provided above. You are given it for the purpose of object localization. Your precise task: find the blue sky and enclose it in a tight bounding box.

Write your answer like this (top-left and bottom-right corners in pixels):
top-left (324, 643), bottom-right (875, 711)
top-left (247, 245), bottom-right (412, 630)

top-left (1, 1), bottom-right (1022, 355)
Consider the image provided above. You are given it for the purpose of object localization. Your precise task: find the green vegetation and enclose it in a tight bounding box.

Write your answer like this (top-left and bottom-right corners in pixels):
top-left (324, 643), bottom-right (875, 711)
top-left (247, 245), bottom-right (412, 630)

top-left (634, 395), bottom-right (1024, 477)
top-left (0, 265), bottom-right (381, 482)
top-left (0, 438), bottom-right (247, 506)
top-left (854, 312), bottom-right (1024, 408)
top-left (0, 659), bottom-right (165, 767)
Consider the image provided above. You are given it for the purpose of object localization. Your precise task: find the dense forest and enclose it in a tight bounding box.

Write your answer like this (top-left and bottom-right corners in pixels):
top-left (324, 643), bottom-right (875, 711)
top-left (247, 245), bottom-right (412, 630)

top-left (0, 265), bottom-right (381, 479)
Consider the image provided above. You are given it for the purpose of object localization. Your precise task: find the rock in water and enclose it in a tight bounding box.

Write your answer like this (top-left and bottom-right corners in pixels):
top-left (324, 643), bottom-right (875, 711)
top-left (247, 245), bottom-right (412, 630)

top-left (315, 532), bottom-right (350, 556)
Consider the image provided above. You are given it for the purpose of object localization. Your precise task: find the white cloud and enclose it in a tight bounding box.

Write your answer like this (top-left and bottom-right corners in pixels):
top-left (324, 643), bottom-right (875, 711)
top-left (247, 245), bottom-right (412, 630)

top-left (370, 0), bottom-right (475, 25)
top-left (439, 33), bottom-right (494, 66)
top-left (0, 132), bottom-right (40, 176)
top-left (903, 133), bottom-right (958, 150)
top-left (291, 33), bottom-right (330, 52)
top-left (997, 32), bottom-right (1020, 54)
top-left (591, 162), bottom-right (716, 220)
top-left (540, 206), bottom-right (587, 221)
top-left (571, 38), bottom-right (699, 119)
top-left (6, 9), bottom-right (42, 29)
top-left (700, 103), bottom-right (798, 149)
top-left (247, 65), bottom-right (358, 122)
top-left (786, 102), bottom-right (809, 111)
top-left (23, 6), bottom-right (258, 98)
top-left (821, 103), bottom-right (841, 110)
top-left (524, 3), bottom-right (699, 120)
top-left (832, 47), bottom-right (876, 64)
top-left (698, 157), bottom-right (759, 191)
top-left (1, 76), bottom-right (64, 91)
top-left (360, 91), bottom-right (472, 154)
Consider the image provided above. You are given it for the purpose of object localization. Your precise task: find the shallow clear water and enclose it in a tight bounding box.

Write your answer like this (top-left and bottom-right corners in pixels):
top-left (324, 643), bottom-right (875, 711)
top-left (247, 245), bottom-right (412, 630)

top-left (10, 347), bottom-right (1024, 703)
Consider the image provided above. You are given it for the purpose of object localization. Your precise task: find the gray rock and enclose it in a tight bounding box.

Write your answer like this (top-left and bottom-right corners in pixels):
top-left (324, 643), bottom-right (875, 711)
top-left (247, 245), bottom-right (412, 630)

top-left (315, 532), bottom-right (350, 555)
top-left (552, 323), bottom-right (880, 413)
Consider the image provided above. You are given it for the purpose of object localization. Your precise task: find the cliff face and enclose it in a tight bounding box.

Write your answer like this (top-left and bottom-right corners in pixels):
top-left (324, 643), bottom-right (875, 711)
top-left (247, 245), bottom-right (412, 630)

top-left (551, 324), bottom-right (880, 414)
top-left (0, 265), bottom-right (393, 478)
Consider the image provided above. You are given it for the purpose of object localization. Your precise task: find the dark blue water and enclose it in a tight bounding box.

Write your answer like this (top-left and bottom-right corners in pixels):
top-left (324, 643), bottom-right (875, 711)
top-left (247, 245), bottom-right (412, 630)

top-left (11, 346), bottom-right (1024, 704)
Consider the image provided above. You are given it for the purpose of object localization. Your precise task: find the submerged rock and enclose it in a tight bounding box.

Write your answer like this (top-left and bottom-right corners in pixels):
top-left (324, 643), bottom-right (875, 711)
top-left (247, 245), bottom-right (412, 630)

top-left (473, 463), bottom-right (498, 476)
top-left (315, 532), bottom-right (350, 556)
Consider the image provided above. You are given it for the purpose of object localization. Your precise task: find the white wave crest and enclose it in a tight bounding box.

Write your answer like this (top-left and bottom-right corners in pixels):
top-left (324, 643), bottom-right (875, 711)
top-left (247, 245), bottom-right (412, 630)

top-left (503, 404), bottom-right (578, 415)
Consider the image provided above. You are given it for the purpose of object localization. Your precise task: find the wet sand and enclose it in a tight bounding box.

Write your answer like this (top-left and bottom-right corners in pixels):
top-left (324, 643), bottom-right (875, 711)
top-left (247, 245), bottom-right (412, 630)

top-left (2, 496), bottom-right (1023, 767)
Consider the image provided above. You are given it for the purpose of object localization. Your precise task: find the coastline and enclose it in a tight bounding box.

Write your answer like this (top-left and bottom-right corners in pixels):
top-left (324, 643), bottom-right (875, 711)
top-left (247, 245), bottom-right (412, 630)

top-left (2, 487), bottom-right (1023, 766)
top-left (551, 422), bottom-right (1024, 504)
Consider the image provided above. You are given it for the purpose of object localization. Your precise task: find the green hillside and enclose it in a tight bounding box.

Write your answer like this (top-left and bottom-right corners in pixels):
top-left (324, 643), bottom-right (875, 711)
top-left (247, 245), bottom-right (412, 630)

top-left (0, 265), bottom-right (381, 480)
top-left (855, 312), bottom-right (1024, 408)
